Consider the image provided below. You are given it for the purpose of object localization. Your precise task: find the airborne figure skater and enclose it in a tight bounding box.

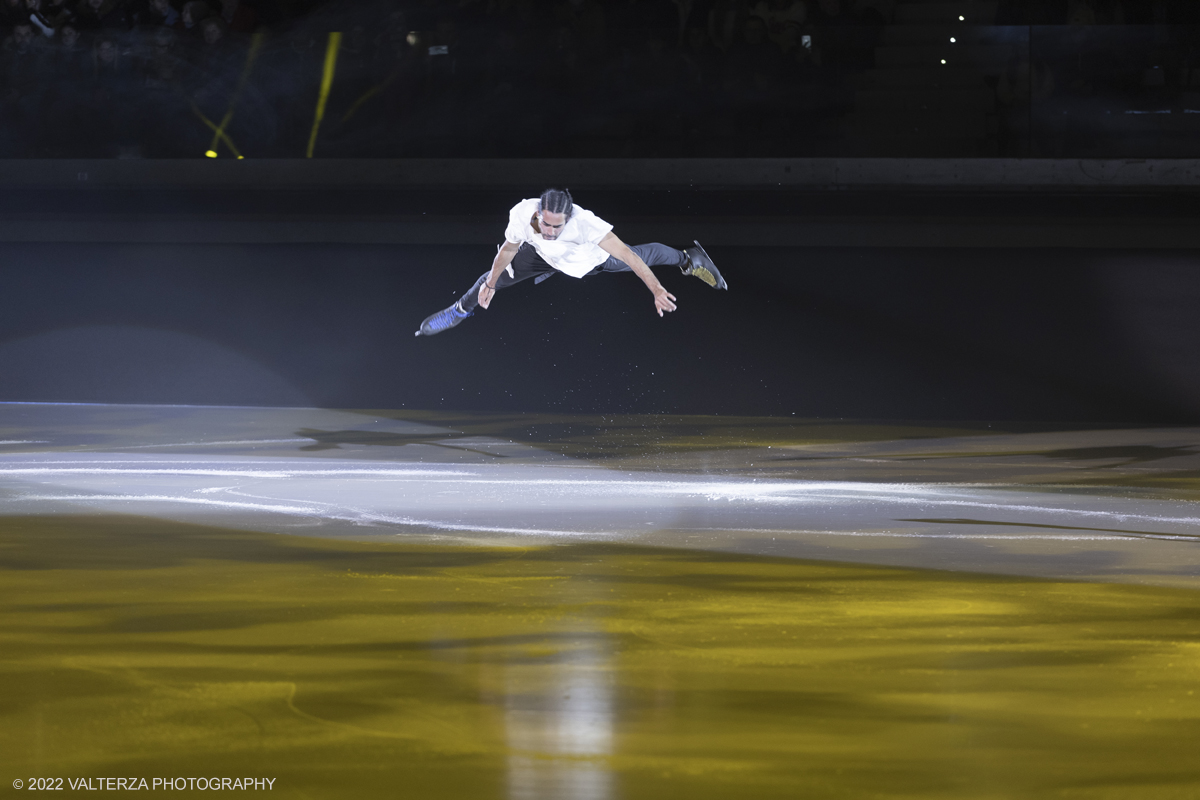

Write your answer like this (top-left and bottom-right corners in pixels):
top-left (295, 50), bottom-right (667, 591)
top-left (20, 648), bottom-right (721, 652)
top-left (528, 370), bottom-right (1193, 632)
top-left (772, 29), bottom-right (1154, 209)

top-left (415, 188), bottom-right (727, 336)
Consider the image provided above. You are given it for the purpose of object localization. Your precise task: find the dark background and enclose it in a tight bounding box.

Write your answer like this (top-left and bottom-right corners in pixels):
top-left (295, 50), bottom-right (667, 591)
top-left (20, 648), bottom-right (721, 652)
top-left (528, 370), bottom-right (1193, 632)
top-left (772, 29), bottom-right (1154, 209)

top-left (4, 0), bottom-right (1200, 424)
top-left (1, 228), bottom-right (1198, 423)
top-left (5, 0), bottom-right (1200, 159)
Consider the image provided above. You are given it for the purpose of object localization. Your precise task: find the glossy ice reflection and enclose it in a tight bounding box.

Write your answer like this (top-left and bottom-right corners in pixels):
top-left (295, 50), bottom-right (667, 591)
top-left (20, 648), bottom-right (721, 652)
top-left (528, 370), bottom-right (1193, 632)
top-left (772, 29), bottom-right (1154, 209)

top-left (504, 632), bottom-right (614, 800)
top-left (3, 515), bottom-right (1200, 798)
top-left (3, 404), bottom-right (1200, 797)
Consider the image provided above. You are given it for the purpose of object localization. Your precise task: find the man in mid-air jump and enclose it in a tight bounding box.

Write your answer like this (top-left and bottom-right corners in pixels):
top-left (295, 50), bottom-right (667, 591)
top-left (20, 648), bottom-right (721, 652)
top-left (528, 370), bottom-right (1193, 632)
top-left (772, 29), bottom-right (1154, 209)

top-left (415, 188), bottom-right (727, 336)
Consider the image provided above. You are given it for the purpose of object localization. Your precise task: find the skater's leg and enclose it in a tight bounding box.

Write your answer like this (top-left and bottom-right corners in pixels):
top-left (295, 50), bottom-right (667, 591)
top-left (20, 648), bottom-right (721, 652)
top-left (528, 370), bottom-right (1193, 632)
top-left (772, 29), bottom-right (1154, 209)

top-left (591, 243), bottom-right (688, 274)
top-left (459, 243), bottom-right (556, 311)
top-left (591, 242), bottom-right (726, 290)
top-left (418, 244), bottom-right (559, 337)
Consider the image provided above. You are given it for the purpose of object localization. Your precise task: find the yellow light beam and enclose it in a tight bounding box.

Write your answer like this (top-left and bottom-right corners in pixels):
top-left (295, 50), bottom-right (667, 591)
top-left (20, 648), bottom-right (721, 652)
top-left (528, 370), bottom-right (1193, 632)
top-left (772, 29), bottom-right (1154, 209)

top-left (340, 69), bottom-right (398, 126)
top-left (306, 32), bottom-right (342, 159)
top-left (192, 103), bottom-right (243, 159)
top-left (209, 32), bottom-right (265, 156)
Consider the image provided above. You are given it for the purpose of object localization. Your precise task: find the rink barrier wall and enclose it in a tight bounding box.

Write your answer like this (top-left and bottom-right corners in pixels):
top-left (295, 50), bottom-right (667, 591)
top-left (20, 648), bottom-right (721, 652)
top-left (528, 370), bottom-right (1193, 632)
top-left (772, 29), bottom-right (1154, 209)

top-left (2, 158), bottom-right (1200, 190)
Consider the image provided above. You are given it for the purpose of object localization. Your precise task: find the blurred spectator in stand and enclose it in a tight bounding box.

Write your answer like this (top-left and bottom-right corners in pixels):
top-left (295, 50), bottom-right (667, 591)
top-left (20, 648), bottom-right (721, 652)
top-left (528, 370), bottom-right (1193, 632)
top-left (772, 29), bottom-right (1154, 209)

top-left (44, 0), bottom-right (77, 27)
top-left (91, 31), bottom-right (125, 83)
top-left (89, 32), bottom-right (133, 154)
top-left (0, 0), bottom-right (21, 24)
top-left (141, 0), bottom-right (182, 27)
top-left (55, 21), bottom-right (86, 72)
top-left (180, 0), bottom-right (214, 32)
top-left (136, 23), bottom-right (192, 156)
top-left (27, 0), bottom-right (55, 36)
top-left (191, 14), bottom-right (251, 154)
top-left (676, 0), bottom-right (722, 48)
top-left (775, 19), bottom-right (819, 82)
top-left (140, 22), bottom-right (180, 84)
top-left (28, 0), bottom-right (73, 36)
top-left (218, 0), bottom-right (253, 31)
top-left (808, 0), bottom-right (852, 65)
top-left (749, 0), bottom-right (804, 49)
top-left (3, 21), bottom-right (47, 152)
top-left (198, 12), bottom-right (223, 43)
top-left (809, 0), bottom-right (851, 25)
top-left (50, 25), bottom-right (87, 77)
top-left (256, 24), bottom-right (321, 152)
top-left (707, 0), bottom-right (748, 51)
top-left (195, 13), bottom-right (240, 105)
top-left (75, 0), bottom-right (132, 29)
top-left (3, 22), bottom-right (46, 99)
top-left (42, 23), bottom-right (88, 155)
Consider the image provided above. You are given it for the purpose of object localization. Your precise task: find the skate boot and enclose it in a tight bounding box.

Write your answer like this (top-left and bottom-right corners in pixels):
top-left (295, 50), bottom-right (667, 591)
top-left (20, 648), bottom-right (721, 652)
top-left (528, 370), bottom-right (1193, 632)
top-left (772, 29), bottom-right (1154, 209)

top-left (415, 301), bottom-right (473, 336)
top-left (681, 240), bottom-right (727, 290)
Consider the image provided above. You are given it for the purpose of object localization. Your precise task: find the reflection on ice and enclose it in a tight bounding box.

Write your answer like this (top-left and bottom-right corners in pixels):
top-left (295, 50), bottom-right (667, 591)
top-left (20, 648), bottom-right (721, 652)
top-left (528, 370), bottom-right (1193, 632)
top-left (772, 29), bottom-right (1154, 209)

top-left (1, 404), bottom-right (1200, 586)
top-left (504, 632), bottom-right (614, 800)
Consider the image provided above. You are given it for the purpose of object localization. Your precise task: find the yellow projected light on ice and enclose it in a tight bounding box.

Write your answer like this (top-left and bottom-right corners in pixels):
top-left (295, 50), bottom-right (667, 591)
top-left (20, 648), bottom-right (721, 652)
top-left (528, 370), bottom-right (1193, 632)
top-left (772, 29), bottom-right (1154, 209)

top-left (3, 514), bottom-right (1200, 798)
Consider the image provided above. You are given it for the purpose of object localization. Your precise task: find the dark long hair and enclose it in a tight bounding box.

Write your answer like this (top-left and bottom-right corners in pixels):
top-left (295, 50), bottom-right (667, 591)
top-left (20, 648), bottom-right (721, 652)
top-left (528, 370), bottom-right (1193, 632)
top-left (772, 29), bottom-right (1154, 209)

top-left (537, 188), bottom-right (574, 219)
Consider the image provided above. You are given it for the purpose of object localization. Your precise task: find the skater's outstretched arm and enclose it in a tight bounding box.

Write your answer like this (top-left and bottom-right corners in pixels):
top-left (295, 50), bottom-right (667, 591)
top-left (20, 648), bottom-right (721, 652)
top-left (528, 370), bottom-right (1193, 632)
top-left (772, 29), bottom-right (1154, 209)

top-left (478, 240), bottom-right (521, 310)
top-left (598, 232), bottom-right (678, 317)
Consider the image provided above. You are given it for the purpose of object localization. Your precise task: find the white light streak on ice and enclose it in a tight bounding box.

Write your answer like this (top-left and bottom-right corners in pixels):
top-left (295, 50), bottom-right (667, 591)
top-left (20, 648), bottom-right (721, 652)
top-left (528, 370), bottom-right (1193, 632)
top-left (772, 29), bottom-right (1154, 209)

top-left (4, 457), bottom-right (1200, 541)
top-left (689, 527), bottom-right (1160, 543)
top-left (22, 494), bottom-right (328, 516)
top-left (20, 493), bottom-right (609, 538)
top-left (0, 467), bottom-right (476, 479)
top-left (124, 438), bottom-right (318, 448)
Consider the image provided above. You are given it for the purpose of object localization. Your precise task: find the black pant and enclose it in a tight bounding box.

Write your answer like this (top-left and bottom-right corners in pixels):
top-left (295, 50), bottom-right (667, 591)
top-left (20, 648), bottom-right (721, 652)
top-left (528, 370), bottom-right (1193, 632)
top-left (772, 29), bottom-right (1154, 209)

top-left (459, 242), bottom-right (687, 312)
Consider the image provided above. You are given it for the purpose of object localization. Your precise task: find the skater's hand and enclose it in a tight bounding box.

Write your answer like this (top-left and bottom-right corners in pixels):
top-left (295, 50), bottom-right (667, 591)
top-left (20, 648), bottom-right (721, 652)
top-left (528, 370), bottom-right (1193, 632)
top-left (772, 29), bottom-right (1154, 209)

top-left (654, 288), bottom-right (677, 317)
top-left (478, 281), bottom-right (496, 309)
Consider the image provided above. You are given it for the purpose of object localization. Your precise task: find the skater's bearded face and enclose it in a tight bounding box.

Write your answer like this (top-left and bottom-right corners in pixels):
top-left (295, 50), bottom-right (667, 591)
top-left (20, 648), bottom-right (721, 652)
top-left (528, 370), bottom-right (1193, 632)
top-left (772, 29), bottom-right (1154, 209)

top-left (538, 211), bottom-right (567, 240)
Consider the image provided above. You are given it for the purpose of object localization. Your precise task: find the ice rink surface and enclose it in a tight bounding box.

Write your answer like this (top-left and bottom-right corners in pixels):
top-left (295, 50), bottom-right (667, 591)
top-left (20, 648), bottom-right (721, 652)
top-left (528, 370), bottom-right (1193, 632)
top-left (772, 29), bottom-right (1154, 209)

top-left (2, 401), bottom-right (1199, 588)
top-left (6, 402), bottom-right (1200, 798)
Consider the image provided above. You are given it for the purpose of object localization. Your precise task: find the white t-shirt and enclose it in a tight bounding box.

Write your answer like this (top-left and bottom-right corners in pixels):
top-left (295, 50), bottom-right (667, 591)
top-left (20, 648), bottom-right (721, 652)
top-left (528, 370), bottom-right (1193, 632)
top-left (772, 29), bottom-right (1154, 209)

top-left (504, 198), bottom-right (614, 279)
